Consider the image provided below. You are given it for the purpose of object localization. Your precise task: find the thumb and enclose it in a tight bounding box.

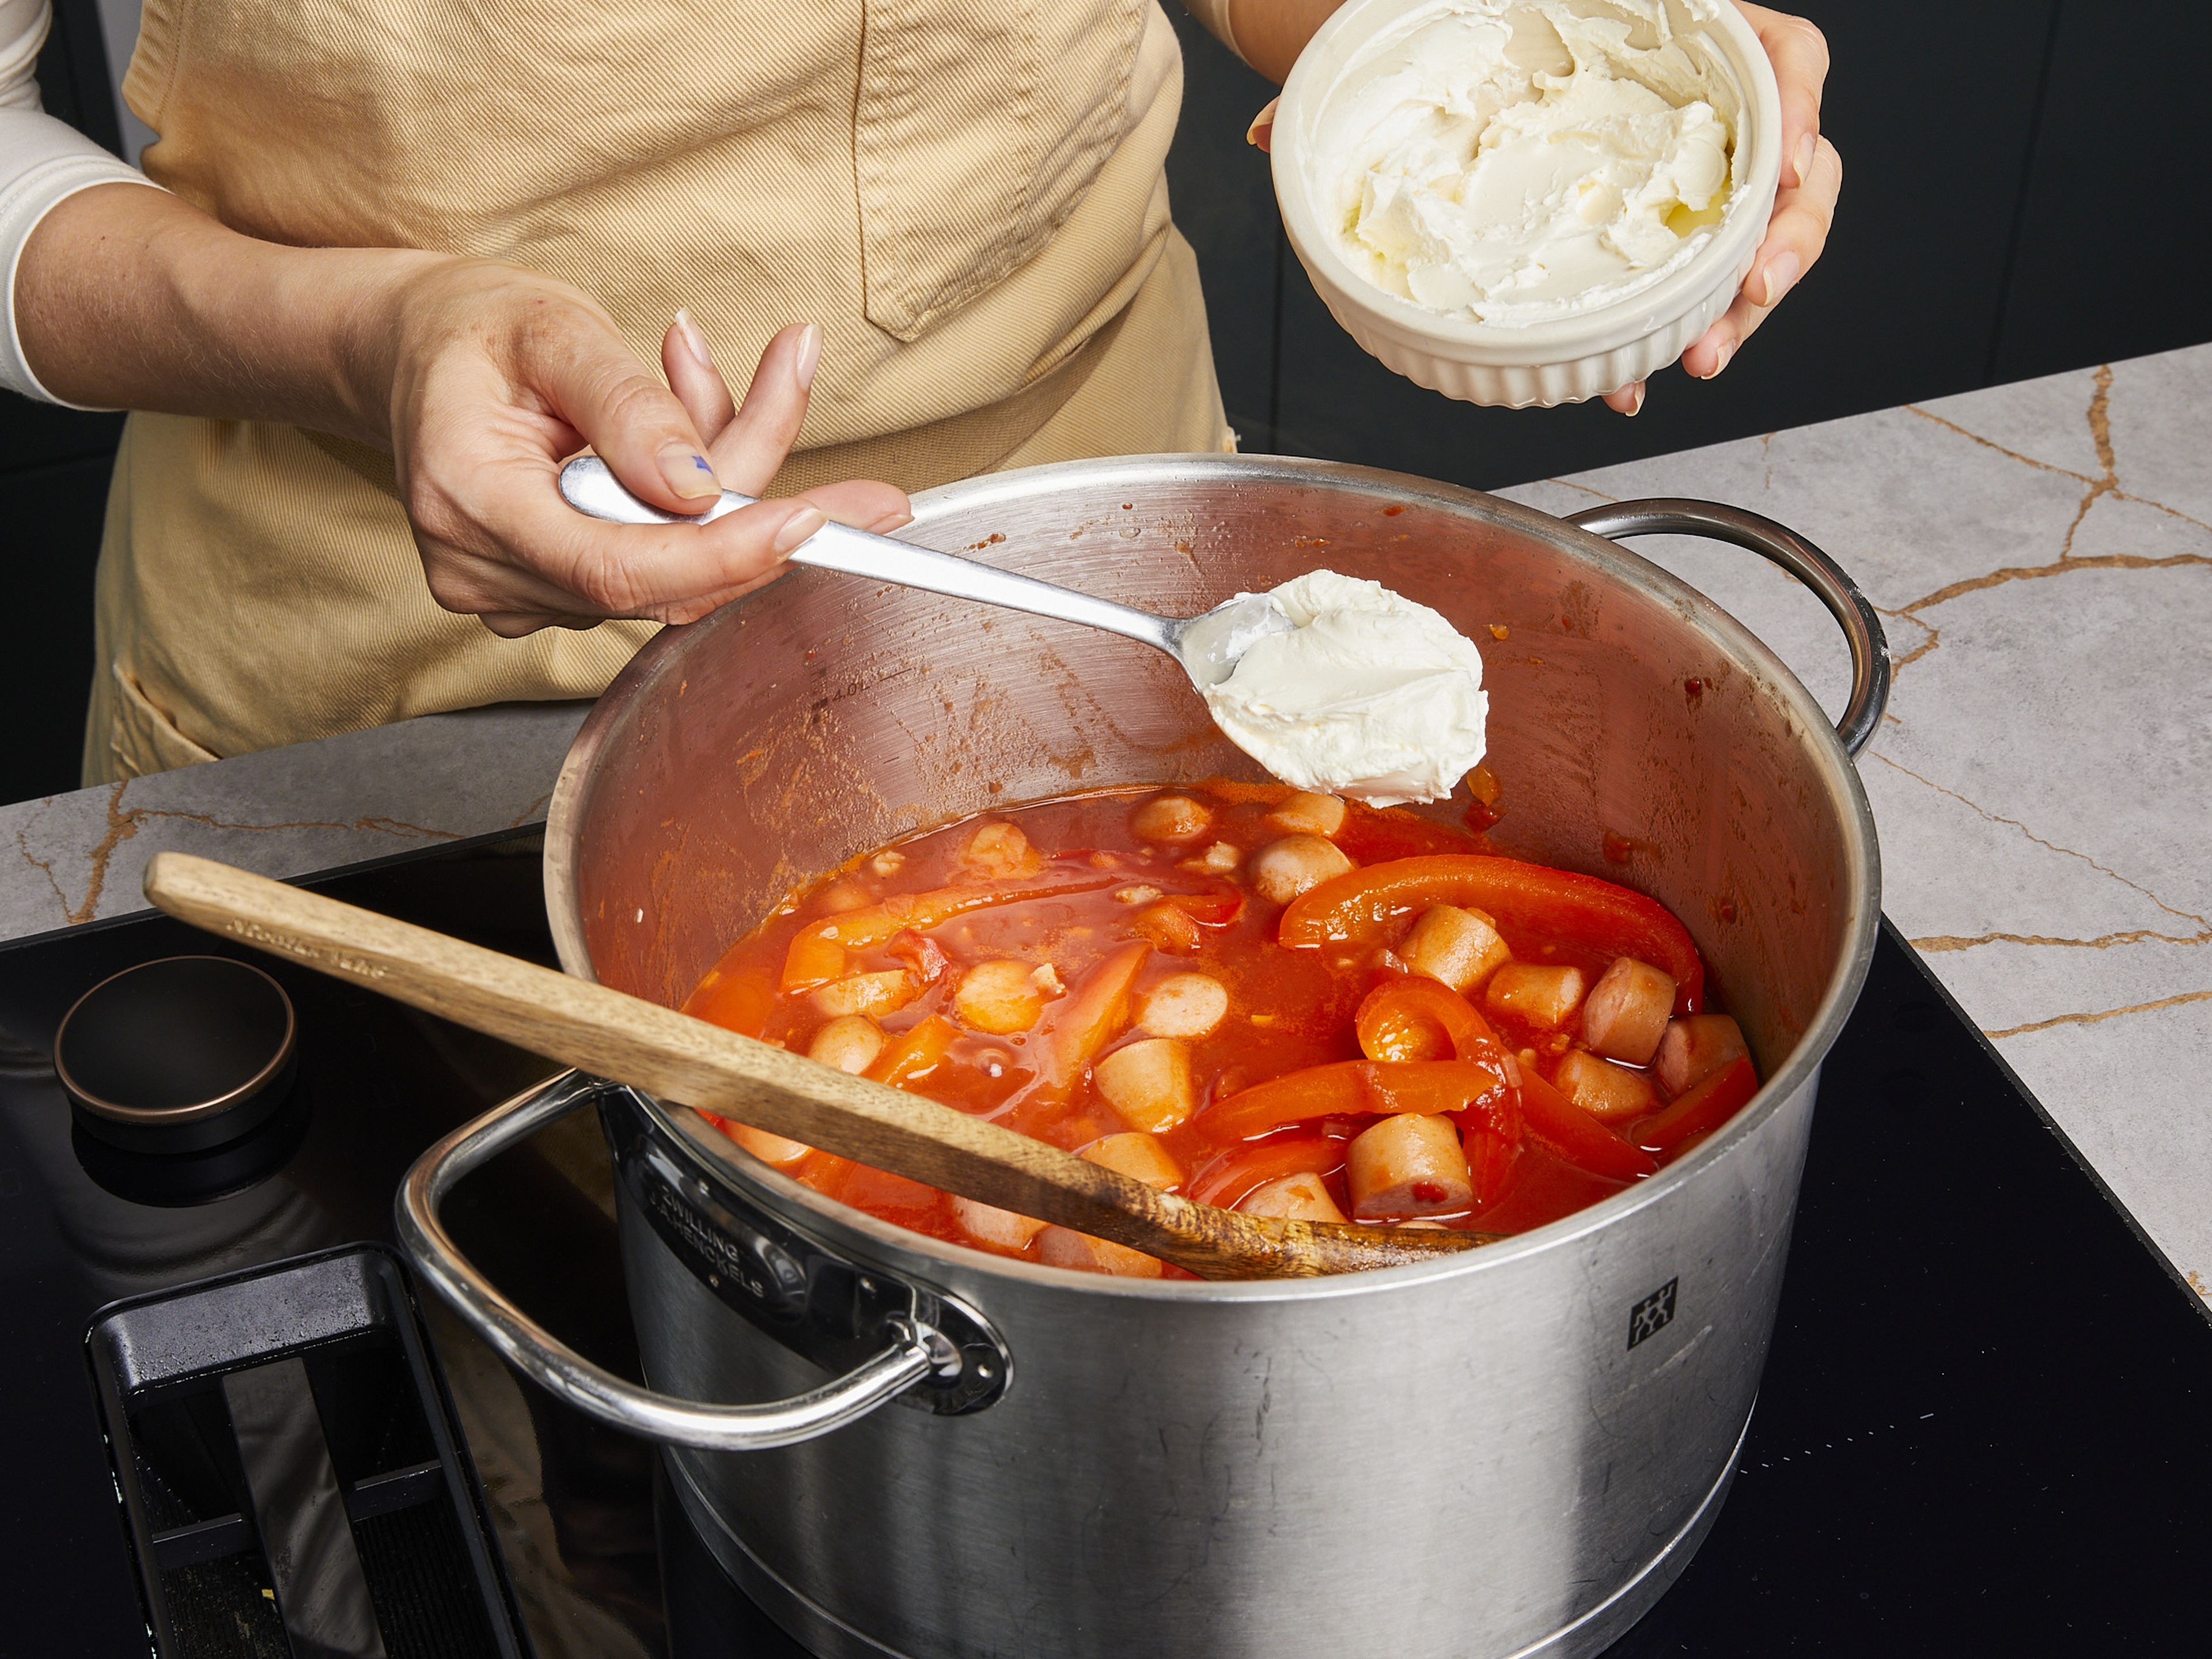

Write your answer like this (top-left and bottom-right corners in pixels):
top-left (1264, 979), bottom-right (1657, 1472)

top-left (533, 324), bottom-right (724, 515)
top-left (1247, 96), bottom-right (1279, 153)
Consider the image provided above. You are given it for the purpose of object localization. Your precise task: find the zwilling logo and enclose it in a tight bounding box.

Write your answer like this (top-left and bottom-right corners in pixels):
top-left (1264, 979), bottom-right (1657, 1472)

top-left (1628, 1279), bottom-right (1679, 1349)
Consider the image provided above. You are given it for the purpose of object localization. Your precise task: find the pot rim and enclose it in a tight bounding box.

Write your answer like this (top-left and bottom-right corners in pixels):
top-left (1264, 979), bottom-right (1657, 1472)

top-left (547, 452), bottom-right (1881, 1301)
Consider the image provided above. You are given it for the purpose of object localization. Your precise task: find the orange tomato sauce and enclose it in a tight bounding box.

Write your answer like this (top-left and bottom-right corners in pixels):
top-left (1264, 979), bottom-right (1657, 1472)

top-left (684, 782), bottom-right (1758, 1275)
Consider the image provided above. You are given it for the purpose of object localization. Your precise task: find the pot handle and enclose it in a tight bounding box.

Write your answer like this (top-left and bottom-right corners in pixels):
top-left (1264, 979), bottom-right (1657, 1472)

top-left (1565, 499), bottom-right (1891, 756)
top-left (395, 1070), bottom-right (951, 1452)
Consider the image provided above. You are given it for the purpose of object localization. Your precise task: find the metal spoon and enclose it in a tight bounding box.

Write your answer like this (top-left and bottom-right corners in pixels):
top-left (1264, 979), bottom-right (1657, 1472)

top-left (559, 457), bottom-right (1291, 687)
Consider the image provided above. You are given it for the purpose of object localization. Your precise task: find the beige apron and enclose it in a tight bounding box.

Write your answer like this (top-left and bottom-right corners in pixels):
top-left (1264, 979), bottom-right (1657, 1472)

top-left (90, 0), bottom-right (1230, 781)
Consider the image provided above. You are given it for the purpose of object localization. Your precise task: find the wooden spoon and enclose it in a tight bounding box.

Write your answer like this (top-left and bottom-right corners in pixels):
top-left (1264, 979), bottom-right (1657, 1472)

top-left (143, 853), bottom-right (1498, 1280)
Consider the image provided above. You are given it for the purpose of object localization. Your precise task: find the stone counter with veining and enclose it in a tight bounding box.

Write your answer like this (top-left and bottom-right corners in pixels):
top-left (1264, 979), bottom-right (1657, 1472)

top-left (1506, 345), bottom-right (2210, 1307)
top-left (0, 700), bottom-right (588, 941)
top-left (6, 346), bottom-right (2205, 1304)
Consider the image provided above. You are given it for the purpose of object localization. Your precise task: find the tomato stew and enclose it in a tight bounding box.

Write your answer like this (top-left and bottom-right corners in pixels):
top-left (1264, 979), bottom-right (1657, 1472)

top-left (685, 783), bottom-right (1759, 1278)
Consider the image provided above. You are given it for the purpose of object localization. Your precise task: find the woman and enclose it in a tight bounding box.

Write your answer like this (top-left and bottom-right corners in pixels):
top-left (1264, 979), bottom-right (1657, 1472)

top-left (1, 0), bottom-right (1839, 782)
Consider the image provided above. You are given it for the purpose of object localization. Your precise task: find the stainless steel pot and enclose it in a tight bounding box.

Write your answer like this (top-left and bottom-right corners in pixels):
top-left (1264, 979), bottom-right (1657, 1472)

top-left (399, 456), bottom-right (1885, 1659)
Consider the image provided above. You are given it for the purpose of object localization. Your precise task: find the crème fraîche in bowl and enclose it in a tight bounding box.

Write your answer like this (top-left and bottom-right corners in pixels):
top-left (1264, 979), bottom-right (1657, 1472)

top-left (1273, 0), bottom-right (1782, 408)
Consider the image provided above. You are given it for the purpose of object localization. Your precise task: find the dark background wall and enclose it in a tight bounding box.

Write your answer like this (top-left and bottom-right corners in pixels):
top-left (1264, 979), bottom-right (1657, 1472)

top-left (1166, 0), bottom-right (2212, 469)
top-left (6, 0), bottom-right (2208, 806)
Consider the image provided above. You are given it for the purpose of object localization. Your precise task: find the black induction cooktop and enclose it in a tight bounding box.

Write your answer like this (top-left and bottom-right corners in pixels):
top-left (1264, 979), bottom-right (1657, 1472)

top-left (0, 831), bottom-right (2205, 1657)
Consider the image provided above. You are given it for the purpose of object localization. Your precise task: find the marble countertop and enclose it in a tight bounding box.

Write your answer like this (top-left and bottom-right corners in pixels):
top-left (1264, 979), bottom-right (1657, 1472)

top-left (6, 345), bottom-right (2205, 1307)
top-left (1505, 344), bottom-right (2210, 1308)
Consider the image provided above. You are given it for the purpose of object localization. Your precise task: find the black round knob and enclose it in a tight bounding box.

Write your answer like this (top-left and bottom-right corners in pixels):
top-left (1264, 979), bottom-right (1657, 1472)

top-left (56, 956), bottom-right (298, 1153)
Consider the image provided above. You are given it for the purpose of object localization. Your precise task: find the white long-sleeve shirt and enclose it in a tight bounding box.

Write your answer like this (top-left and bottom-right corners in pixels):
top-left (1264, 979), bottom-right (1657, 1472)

top-left (1, 0), bottom-right (159, 404)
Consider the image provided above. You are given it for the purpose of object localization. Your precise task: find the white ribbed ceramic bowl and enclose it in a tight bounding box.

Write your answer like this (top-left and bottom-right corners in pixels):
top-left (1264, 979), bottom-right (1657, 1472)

top-left (1273, 0), bottom-right (1782, 409)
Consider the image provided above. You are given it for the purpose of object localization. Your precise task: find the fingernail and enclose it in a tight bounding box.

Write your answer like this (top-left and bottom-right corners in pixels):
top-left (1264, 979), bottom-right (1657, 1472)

top-left (1705, 338), bottom-right (1737, 379)
top-left (774, 505), bottom-right (827, 555)
top-left (867, 507), bottom-right (915, 534)
top-left (1246, 97), bottom-right (1279, 147)
top-left (661, 445), bottom-right (720, 499)
top-left (1621, 382), bottom-right (1646, 417)
top-left (794, 324), bottom-right (823, 393)
top-left (1759, 250), bottom-right (1802, 309)
top-left (1794, 133), bottom-right (1816, 187)
top-left (675, 308), bottom-right (714, 368)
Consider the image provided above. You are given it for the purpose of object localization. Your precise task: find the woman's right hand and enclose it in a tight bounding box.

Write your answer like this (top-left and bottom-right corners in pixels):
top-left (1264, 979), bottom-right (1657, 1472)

top-left (376, 260), bottom-right (910, 636)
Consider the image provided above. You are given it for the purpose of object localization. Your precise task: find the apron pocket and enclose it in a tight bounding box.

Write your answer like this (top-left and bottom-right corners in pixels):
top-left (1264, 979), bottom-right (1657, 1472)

top-left (855, 0), bottom-right (1147, 342)
top-left (107, 662), bottom-right (222, 778)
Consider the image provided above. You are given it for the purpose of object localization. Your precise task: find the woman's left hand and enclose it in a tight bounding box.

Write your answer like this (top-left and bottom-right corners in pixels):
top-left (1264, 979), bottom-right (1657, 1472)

top-left (1244, 2), bottom-right (1842, 420)
top-left (1604, 3), bottom-right (1840, 415)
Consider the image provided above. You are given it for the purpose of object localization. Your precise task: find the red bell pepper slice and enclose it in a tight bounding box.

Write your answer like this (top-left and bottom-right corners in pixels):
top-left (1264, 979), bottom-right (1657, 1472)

top-left (794, 1152), bottom-right (942, 1221)
top-left (1517, 1070), bottom-right (1659, 1183)
top-left (1278, 854), bottom-right (1706, 1014)
top-left (993, 945), bottom-right (1150, 1138)
top-left (865, 1015), bottom-right (957, 1090)
top-left (781, 870), bottom-right (1116, 991)
top-left (1187, 1134), bottom-right (1344, 1209)
top-left (1127, 903), bottom-right (1201, 954)
top-left (821, 1158), bottom-right (944, 1221)
top-left (1458, 1121), bottom-right (1518, 1209)
top-left (1352, 980), bottom-right (1524, 1149)
top-left (1036, 944), bottom-right (1149, 1097)
top-left (1119, 880), bottom-right (1243, 955)
top-left (886, 930), bottom-right (952, 985)
top-left (687, 962), bottom-right (777, 1036)
top-left (1163, 882), bottom-right (1244, 926)
top-left (1634, 1055), bottom-right (1759, 1160)
top-left (1205, 1063), bottom-right (1371, 1137)
top-left (1206, 1058), bottom-right (1514, 1142)
top-left (1355, 979), bottom-right (1510, 1069)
